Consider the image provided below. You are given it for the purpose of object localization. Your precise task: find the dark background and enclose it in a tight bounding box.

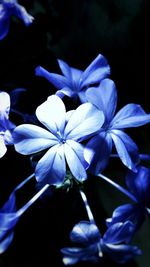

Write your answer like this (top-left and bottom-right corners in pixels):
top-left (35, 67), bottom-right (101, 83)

top-left (0, 1), bottom-right (150, 266)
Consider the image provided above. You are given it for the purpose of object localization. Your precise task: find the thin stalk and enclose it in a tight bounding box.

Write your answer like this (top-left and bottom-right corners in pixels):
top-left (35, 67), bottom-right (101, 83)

top-left (111, 153), bottom-right (150, 161)
top-left (15, 173), bottom-right (35, 191)
top-left (17, 184), bottom-right (49, 217)
top-left (97, 173), bottom-right (137, 203)
top-left (79, 190), bottom-right (96, 224)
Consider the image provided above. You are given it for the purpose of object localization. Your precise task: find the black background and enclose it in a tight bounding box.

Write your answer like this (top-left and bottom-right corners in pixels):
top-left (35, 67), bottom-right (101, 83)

top-left (0, 1), bottom-right (150, 267)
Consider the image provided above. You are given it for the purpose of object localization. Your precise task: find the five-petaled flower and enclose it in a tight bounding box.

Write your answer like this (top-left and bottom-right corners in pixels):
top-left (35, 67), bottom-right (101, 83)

top-left (61, 220), bottom-right (141, 265)
top-left (35, 54), bottom-right (110, 103)
top-left (84, 78), bottom-right (150, 173)
top-left (0, 91), bottom-right (15, 158)
top-left (13, 95), bottom-right (104, 186)
top-left (0, 0), bottom-right (34, 40)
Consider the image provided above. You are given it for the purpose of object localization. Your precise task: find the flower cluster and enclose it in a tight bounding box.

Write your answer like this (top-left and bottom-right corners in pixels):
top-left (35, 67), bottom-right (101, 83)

top-left (0, 2), bottom-right (150, 266)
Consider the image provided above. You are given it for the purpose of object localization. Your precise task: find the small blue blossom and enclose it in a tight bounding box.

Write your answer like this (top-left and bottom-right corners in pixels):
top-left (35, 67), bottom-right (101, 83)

top-left (84, 78), bottom-right (150, 173)
top-left (0, 91), bottom-right (15, 158)
top-left (13, 95), bottom-right (104, 186)
top-left (106, 165), bottom-right (150, 230)
top-left (0, 0), bottom-right (34, 40)
top-left (35, 54), bottom-right (110, 103)
top-left (61, 220), bottom-right (141, 265)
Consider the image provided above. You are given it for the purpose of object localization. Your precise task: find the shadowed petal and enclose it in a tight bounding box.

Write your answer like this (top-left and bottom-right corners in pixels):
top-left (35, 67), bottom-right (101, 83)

top-left (110, 104), bottom-right (150, 129)
top-left (106, 203), bottom-right (145, 231)
top-left (35, 66), bottom-right (70, 89)
top-left (0, 15), bottom-right (9, 40)
top-left (65, 103), bottom-right (104, 141)
top-left (0, 233), bottom-right (14, 254)
top-left (61, 245), bottom-right (99, 265)
top-left (70, 221), bottom-right (101, 245)
top-left (0, 91), bottom-right (10, 120)
top-left (102, 242), bottom-right (141, 264)
top-left (110, 130), bottom-right (139, 171)
top-left (66, 140), bottom-right (88, 168)
top-left (84, 132), bottom-right (112, 174)
top-left (14, 124), bottom-right (58, 155)
top-left (86, 79), bottom-right (117, 123)
top-left (103, 221), bottom-right (135, 244)
top-left (71, 68), bottom-right (82, 87)
top-left (35, 144), bottom-right (66, 186)
top-left (0, 193), bottom-right (18, 254)
top-left (64, 142), bottom-right (87, 181)
top-left (57, 59), bottom-right (72, 78)
top-left (126, 166), bottom-right (150, 206)
top-left (36, 95), bottom-right (66, 135)
top-left (56, 87), bottom-right (75, 98)
top-left (13, 4), bottom-right (34, 26)
top-left (0, 136), bottom-right (7, 158)
top-left (81, 54), bottom-right (110, 88)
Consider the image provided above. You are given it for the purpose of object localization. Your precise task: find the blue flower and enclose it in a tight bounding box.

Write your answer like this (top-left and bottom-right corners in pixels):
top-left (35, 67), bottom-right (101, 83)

top-left (35, 54), bottom-right (110, 103)
top-left (61, 220), bottom-right (141, 265)
top-left (85, 78), bottom-right (150, 173)
top-left (13, 95), bottom-right (104, 186)
top-left (0, 91), bottom-right (15, 158)
top-left (106, 165), bottom-right (150, 230)
top-left (0, 0), bottom-right (34, 40)
top-left (61, 221), bottom-right (101, 265)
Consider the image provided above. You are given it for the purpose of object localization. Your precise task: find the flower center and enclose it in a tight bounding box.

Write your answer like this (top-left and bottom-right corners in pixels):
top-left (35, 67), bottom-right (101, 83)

top-left (56, 131), bottom-right (66, 144)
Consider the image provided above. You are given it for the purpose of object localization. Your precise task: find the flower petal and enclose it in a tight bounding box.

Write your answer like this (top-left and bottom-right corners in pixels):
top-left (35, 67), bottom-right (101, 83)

top-left (0, 192), bottom-right (18, 253)
top-left (56, 87), bottom-right (75, 98)
top-left (126, 166), bottom-right (150, 206)
top-left (36, 95), bottom-right (66, 135)
top-left (67, 140), bottom-right (88, 168)
top-left (0, 232), bottom-right (14, 254)
top-left (110, 130), bottom-right (139, 171)
top-left (0, 136), bottom-right (7, 158)
top-left (106, 203), bottom-right (145, 231)
top-left (0, 91), bottom-right (10, 120)
top-left (13, 4), bottom-right (34, 25)
top-left (64, 141), bottom-right (87, 181)
top-left (71, 67), bottom-right (82, 86)
top-left (0, 14), bottom-right (9, 40)
top-left (65, 103), bottom-right (104, 141)
top-left (35, 66), bottom-right (71, 89)
top-left (103, 221), bottom-right (135, 244)
top-left (35, 144), bottom-right (66, 186)
top-left (14, 124), bottom-right (58, 155)
top-left (102, 242), bottom-right (141, 264)
top-left (110, 104), bottom-right (150, 129)
top-left (81, 54), bottom-right (110, 88)
top-left (86, 79), bottom-right (117, 123)
top-left (70, 221), bottom-right (101, 245)
top-left (84, 132), bottom-right (112, 174)
top-left (57, 59), bottom-right (72, 78)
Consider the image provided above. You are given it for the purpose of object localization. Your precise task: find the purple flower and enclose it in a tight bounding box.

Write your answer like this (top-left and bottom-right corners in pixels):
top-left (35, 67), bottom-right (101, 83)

top-left (0, 0), bottom-right (34, 40)
top-left (61, 220), bottom-right (141, 265)
top-left (106, 165), bottom-right (150, 230)
top-left (35, 54), bottom-right (110, 103)
top-left (0, 91), bottom-right (15, 158)
top-left (13, 95), bottom-right (104, 186)
top-left (85, 78), bottom-right (150, 173)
